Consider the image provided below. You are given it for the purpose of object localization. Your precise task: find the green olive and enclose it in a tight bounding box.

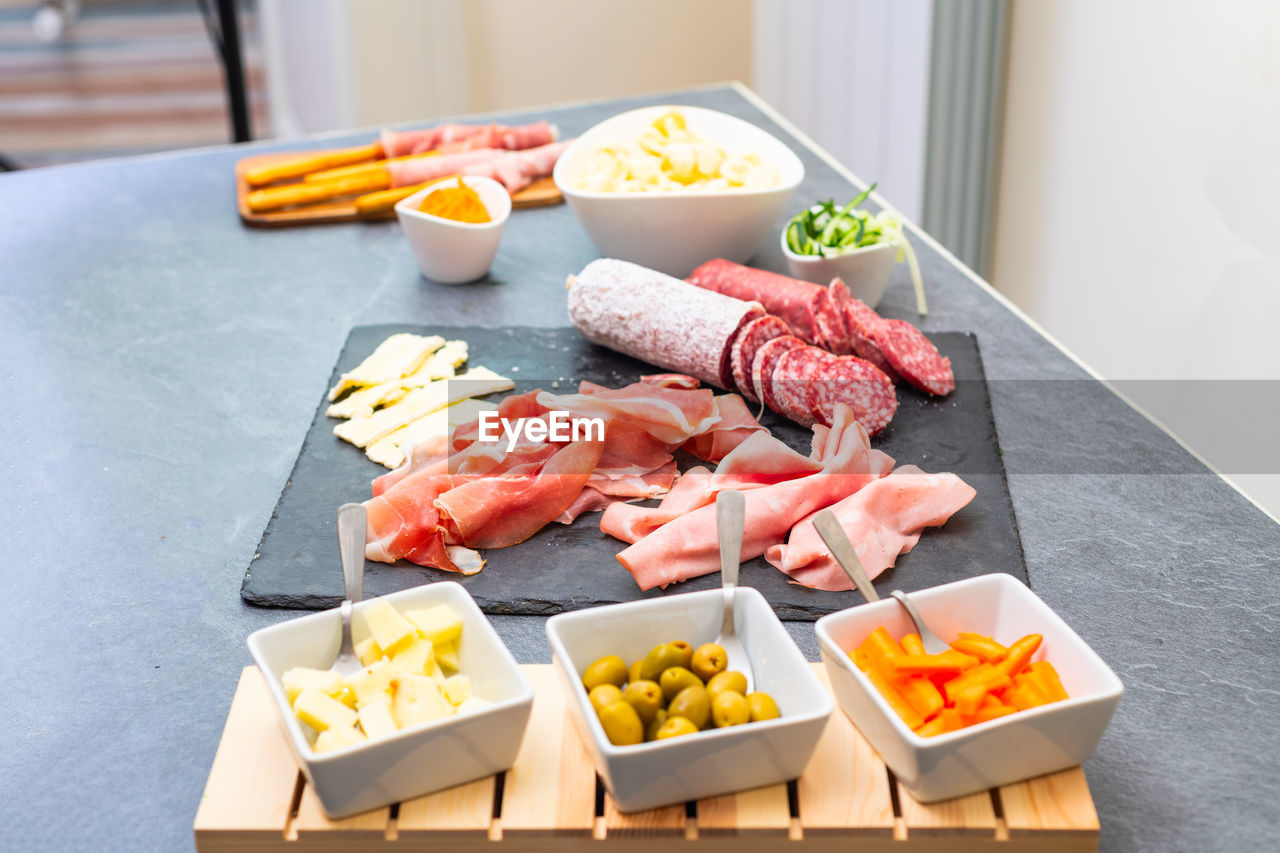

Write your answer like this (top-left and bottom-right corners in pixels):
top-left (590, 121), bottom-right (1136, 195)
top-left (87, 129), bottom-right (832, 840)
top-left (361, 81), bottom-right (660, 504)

top-left (628, 659), bottom-right (644, 685)
top-left (706, 670), bottom-right (748, 701)
top-left (668, 640), bottom-right (694, 669)
top-left (655, 715), bottom-right (698, 740)
top-left (589, 683), bottom-right (623, 713)
top-left (621, 680), bottom-right (664, 724)
top-left (711, 690), bottom-right (750, 727)
top-left (690, 643), bottom-right (728, 681)
top-left (666, 684), bottom-right (711, 729)
top-left (598, 700), bottom-right (644, 746)
top-left (746, 691), bottom-right (781, 722)
top-left (639, 643), bottom-right (685, 683)
top-left (583, 655), bottom-right (628, 691)
top-left (658, 666), bottom-right (703, 702)
top-left (645, 708), bottom-right (669, 741)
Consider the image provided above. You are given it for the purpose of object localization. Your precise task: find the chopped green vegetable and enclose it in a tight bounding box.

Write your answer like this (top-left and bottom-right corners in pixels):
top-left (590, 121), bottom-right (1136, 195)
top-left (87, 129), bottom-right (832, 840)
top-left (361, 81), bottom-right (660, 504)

top-left (783, 183), bottom-right (927, 315)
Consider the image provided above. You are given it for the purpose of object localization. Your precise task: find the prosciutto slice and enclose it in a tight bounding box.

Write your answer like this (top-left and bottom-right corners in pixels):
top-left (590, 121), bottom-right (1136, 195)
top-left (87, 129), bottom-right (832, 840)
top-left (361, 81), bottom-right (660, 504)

top-left (682, 394), bottom-right (767, 463)
top-left (388, 140), bottom-right (573, 195)
top-left (615, 405), bottom-right (887, 590)
top-left (380, 121), bottom-right (556, 158)
top-left (536, 381), bottom-right (720, 446)
top-left (766, 466), bottom-right (976, 591)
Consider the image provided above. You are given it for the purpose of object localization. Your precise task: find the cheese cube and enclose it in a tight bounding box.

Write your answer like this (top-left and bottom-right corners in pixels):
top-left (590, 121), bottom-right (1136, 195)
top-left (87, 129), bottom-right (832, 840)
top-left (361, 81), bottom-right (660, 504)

top-left (335, 686), bottom-right (358, 709)
top-left (434, 640), bottom-right (460, 674)
top-left (294, 688), bottom-right (358, 733)
top-left (357, 698), bottom-right (399, 739)
top-left (456, 696), bottom-right (494, 716)
top-left (442, 674), bottom-right (471, 706)
top-left (389, 637), bottom-right (436, 677)
top-left (314, 725), bottom-right (367, 753)
top-left (391, 673), bottom-right (454, 729)
top-left (360, 600), bottom-right (416, 655)
top-left (355, 637), bottom-right (385, 667)
top-left (406, 604), bottom-right (463, 646)
top-left (345, 660), bottom-right (394, 707)
top-left (282, 667), bottom-right (343, 704)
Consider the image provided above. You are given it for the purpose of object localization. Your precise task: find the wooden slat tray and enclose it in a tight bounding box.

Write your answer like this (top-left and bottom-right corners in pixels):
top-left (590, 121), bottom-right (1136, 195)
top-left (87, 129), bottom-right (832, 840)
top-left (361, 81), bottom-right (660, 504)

top-left (195, 665), bottom-right (1099, 852)
top-left (235, 151), bottom-right (562, 228)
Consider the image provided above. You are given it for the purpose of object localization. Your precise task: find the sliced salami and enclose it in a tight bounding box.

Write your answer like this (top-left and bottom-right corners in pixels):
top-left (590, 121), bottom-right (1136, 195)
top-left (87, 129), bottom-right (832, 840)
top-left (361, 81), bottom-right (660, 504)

top-left (873, 319), bottom-right (956, 396)
top-left (688, 259), bottom-right (823, 344)
top-left (838, 297), bottom-right (901, 383)
top-left (752, 334), bottom-right (806, 413)
top-left (769, 346), bottom-right (824, 427)
top-left (768, 346), bottom-right (897, 434)
top-left (811, 289), bottom-right (851, 355)
top-left (730, 315), bottom-right (791, 402)
top-left (567, 259), bottom-right (763, 389)
top-left (823, 279), bottom-right (856, 355)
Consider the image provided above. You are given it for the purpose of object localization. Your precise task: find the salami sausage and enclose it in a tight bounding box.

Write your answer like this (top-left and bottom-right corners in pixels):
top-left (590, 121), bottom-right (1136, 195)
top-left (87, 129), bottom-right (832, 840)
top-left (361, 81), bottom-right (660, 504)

top-left (769, 346), bottom-right (823, 427)
top-left (568, 259), bottom-right (764, 389)
top-left (730, 315), bottom-right (791, 402)
top-left (873, 319), bottom-right (955, 396)
top-left (688, 259), bottom-right (823, 345)
top-left (838, 296), bottom-right (901, 382)
top-left (752, 335), bottom-right (806, 413)
top-left (811, 289), bottom-right (851, 354)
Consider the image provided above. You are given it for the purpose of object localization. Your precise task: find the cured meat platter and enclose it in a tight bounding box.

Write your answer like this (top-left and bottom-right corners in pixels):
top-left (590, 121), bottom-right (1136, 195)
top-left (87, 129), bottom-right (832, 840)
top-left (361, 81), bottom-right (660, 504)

top-left (242, 324), bottom-right (1026, 618)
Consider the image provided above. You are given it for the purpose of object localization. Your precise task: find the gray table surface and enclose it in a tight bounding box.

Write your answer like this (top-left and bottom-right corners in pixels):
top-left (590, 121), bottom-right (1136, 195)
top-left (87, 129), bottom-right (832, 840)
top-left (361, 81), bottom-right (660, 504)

top-left (3, 85), bottom-right (1277, 852)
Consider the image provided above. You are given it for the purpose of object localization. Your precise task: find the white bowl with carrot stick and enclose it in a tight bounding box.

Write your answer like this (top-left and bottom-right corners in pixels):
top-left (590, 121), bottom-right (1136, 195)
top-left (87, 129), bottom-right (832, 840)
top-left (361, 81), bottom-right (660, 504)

top-left (395, 176), bottom-right (512, 284)
top-left (815, 573), bottom-right (1123, 803)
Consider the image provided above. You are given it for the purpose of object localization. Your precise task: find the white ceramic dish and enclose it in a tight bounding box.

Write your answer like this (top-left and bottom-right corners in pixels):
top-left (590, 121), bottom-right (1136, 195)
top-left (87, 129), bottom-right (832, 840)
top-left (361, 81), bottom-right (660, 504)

top-left (553, 105), bottom-right (804, 277)
top-left (546, 587), bottom-right (832, 813)
top-left (395, 176), bottom-right (512, 284)
top-left (815, 573), bottom-right (1123, 803)
top-left (781, 231), bottom-right (897, 308)
top-left (247, 581), bottom-right (533, 818)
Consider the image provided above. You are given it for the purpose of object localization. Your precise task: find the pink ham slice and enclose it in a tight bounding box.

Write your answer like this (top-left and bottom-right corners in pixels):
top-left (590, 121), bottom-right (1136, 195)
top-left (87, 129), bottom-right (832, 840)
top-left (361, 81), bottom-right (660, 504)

top-left (380, 121), bottom-right (556, 158)
top-left (616, 405), bottom-right (884, 590)
top-left (682, 394), bottom-right (766, 463)
top-left (387, 140), bottom-right (572, 194)
top-left (766, 465), bottom-right (976, 591)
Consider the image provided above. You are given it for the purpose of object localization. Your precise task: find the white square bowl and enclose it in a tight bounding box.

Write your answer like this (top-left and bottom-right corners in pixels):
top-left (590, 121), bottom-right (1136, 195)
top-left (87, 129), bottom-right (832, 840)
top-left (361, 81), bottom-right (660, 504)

top-left (546, 587), bottom-right (833, 813)
top-left (247, 581), bottom-right (533, 818)
top-left (815, 573), bottom-right (1123, 803)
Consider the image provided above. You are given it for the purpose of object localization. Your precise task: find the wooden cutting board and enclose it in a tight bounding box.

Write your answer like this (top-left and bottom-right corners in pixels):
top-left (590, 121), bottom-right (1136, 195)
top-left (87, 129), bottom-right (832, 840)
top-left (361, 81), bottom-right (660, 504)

top-left (235, 151), bottom-right (563, 228)
top-left (194, 664), bottom-right (1099, 851)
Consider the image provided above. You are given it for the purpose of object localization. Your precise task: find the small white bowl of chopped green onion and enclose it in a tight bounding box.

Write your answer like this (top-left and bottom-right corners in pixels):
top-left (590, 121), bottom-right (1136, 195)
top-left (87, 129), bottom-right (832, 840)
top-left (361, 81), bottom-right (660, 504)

top-left (781, 185), bottom-right (926, 313)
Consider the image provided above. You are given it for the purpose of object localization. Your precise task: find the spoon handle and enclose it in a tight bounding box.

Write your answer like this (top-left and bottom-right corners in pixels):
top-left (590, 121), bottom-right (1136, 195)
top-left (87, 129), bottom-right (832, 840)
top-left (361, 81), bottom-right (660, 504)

top-left (338, 503), bottom-right (366, 605)
top-left (812, 509), bottom-right (880, 602)
top-left (716, 490), bottom-right (745, 628)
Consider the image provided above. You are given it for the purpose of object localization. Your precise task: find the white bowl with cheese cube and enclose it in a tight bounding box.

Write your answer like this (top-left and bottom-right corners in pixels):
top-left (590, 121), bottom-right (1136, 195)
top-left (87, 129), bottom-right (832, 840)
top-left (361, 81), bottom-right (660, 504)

top-left (553, 106), bottom-right (805, 277)
top-left (247, 581), bottom-right (533, 818)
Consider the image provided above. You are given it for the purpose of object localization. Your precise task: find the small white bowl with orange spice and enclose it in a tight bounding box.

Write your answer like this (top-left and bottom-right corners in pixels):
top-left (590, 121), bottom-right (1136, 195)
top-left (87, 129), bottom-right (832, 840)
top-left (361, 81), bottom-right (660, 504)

top-left (815, 574), bottom-right (1123, 803)
top-left (395, 175), bottom-right (512, 284)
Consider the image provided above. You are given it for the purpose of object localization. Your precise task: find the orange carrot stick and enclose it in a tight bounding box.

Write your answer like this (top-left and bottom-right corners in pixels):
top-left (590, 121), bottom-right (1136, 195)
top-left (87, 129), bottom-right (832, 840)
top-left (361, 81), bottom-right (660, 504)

top-left (854, 649), bottom-right (924, 729)
top-left (951, 634), bottom-right (1009, 663)
top-left (901, 633), bottom-right (926, 656)
top-left (1026, 661), bottom-right (1069, 702)
top-left (899, 676), bottom-right (945, 721)
top-left (995, 634), bottom-right (1043, 678)
top-left (942, 663), bottom-right (1011, 705)
top-left (889, 651), bottom-right (977, 678)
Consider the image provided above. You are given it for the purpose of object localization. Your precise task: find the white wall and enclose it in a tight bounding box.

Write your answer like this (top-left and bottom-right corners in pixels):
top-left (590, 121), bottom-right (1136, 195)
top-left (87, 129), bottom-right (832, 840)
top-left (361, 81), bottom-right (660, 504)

top-left (992, 0), bottom-right (1280, 515)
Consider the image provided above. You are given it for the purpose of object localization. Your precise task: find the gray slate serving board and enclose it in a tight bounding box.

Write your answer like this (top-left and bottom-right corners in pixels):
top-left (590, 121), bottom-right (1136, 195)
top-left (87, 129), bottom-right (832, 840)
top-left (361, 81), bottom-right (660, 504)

top-left (242, 324), bottom-right (1026, 618)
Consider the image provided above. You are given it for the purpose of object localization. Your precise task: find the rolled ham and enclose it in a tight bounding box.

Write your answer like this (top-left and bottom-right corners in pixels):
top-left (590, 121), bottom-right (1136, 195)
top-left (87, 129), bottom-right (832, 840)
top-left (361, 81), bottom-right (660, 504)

top-left (380, 120), bottom-right (557, 158)
top-left (766, 465), bottom-right (975, 591)
top-left (388, 140), bottom-right (573, 195)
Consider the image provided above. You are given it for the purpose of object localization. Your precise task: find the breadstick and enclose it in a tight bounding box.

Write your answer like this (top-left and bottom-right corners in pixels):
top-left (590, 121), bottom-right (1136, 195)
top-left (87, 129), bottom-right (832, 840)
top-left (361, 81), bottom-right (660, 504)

top-left (247, 170), bottom-right (390, 212)
top-left (307, 151), bottom-right (440, 184)
top-left (354, 175), bottom-right (459, 215)
top-left (244, 143), bottom-right (381, 187)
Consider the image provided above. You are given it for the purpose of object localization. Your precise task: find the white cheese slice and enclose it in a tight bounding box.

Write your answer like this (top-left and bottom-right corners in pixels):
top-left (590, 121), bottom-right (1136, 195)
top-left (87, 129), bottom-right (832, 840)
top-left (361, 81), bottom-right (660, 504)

top-left (365, 397), bottom-right (498, 469)
top-left (327, 333), bottom-right (444, 401)
top-left (325, 381), bottom-right (408, 420)
top-left (334, 367), bottom-right (513, 448)
top-left (401, 340), bottom-right (468, 386)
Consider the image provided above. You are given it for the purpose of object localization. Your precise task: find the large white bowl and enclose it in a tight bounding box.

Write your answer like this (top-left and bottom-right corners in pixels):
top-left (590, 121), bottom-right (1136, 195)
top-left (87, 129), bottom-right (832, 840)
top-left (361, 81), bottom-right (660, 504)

top-left (815, 573), bottom-right (1123, 803)
top-left (395, 176), bottom-right (511, 284)
top-left (553, 106), bottom-right (804, 277)
top-left (546, 587), bottom-right (832, 813)
top-left (247, 581), bottom-right (533, 818)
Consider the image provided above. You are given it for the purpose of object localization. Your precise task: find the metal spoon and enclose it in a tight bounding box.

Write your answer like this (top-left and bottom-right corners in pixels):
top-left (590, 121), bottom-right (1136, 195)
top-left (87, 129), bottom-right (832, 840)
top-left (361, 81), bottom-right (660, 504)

top-left (812, 509), bottom-right (949, 653)
top-left (714, 489), bottom-right (753, 692)
top-left (330, 502), bottom-right (367, 679)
